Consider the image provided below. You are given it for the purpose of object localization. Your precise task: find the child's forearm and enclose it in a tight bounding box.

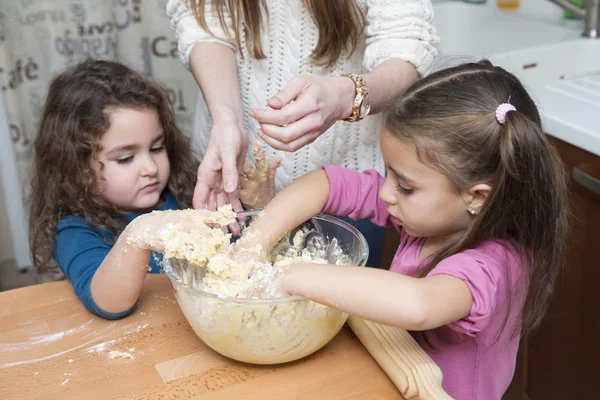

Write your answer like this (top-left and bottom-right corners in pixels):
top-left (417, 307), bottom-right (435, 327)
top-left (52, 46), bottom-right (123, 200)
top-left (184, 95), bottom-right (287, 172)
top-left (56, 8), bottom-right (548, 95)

top-left (282, 263), bottom-right (473, 331)
top-left (241, 169), bottom-right (330, 253)
top-left (90, 228), bottom-right (151, 314)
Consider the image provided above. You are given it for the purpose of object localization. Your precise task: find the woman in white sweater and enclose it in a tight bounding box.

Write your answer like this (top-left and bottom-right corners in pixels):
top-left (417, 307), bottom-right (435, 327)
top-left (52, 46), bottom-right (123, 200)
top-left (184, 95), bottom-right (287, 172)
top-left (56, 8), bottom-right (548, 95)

top-left (166, 0), bottom-right (439, 267)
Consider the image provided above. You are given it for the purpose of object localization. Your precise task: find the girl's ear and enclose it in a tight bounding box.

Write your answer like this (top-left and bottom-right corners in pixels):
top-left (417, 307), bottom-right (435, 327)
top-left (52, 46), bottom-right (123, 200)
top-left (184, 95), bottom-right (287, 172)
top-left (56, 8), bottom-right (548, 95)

top-left (462, 184), bottom-right (491, 215)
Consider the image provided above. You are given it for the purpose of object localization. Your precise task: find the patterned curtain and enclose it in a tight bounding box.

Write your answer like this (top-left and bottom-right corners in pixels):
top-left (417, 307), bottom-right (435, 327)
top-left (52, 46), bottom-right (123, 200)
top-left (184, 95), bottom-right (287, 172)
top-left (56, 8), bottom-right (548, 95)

top-left (0, 0), bottom-right (199, 268)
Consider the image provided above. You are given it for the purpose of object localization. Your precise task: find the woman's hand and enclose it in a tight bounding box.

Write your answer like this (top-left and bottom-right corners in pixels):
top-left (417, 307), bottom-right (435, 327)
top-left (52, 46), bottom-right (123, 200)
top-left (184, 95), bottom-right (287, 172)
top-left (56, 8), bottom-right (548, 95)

top-left (250, 75), bottom-right (355, 152)
top-left (194, 120), bottom-right (248, 211)
top-left (239, 141), bottom-right (281, 209)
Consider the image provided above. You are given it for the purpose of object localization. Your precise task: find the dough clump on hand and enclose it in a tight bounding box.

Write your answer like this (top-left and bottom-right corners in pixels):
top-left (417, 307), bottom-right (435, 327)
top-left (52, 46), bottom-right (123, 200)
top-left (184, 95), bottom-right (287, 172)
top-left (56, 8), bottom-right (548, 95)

top-left (131, 205), bottom-right (335, 299)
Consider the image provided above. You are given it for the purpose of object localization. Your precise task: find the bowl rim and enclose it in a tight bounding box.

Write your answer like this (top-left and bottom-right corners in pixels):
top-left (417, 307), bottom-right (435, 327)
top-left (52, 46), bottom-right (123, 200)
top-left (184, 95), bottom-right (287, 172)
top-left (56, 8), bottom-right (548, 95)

top-left (163, 211), bottom-right (369, 304)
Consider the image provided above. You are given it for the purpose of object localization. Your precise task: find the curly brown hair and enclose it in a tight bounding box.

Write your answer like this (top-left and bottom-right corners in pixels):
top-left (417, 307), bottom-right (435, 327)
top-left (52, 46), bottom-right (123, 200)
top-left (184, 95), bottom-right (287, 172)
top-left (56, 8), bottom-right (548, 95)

top-left (29, 59), bottom-right (198, 270)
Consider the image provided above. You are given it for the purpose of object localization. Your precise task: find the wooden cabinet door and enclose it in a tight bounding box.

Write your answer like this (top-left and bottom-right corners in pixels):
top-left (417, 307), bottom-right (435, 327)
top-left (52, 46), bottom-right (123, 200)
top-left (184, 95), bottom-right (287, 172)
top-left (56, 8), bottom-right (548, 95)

top-left (505, 138), bottom-right (600, 399)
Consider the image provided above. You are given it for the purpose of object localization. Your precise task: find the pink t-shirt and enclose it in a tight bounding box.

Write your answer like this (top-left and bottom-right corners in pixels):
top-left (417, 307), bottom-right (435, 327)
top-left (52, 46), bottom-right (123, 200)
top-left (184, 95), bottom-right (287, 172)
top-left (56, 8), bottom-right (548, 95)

top-left (322, 165), bottom-right (527, 400)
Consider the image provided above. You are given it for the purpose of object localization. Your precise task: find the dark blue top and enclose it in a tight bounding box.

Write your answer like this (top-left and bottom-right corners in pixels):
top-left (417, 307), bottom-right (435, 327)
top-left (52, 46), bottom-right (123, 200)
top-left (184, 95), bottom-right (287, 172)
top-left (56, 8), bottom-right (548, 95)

top-left (54, 191), bottom-right (180, 320)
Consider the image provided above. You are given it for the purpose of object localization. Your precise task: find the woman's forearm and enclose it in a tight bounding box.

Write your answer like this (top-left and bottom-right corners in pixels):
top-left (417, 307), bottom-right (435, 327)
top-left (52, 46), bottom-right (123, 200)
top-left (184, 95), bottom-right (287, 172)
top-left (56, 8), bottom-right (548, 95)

top-left (189, 42), bottom-right (245, 126)
top-left (364, 59), bottom-right (419, 114)
top-left (339, 59), bottom-right (419, 118)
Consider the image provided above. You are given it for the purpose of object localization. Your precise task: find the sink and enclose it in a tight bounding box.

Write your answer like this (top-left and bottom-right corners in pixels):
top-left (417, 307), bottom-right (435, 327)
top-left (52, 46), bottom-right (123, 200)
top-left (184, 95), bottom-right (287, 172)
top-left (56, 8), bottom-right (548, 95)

top-left (433, 2), bottom-right (578, 59)
top-left (489, 40), bottom-right (600, 92)
top-left (489, 39), bottom-right (600, 156)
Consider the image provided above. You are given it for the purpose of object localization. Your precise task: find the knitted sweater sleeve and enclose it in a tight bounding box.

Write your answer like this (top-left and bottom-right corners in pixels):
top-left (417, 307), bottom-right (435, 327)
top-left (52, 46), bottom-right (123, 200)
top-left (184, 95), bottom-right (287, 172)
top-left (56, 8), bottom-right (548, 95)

top-left (364, 0), bottom-right (440, 76)
top-left (166, 0), bottom-right (237, 70)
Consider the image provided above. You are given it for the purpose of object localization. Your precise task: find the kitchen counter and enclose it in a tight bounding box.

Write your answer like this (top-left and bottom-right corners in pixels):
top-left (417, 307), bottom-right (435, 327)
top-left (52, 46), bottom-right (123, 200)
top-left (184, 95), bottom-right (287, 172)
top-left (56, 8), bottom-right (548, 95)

top-left (434, 1), bottom-right (600, 158)
top-left (0, 275), bottom-right (406, 400)
top-left (433, 1), bottom-right (581, 60)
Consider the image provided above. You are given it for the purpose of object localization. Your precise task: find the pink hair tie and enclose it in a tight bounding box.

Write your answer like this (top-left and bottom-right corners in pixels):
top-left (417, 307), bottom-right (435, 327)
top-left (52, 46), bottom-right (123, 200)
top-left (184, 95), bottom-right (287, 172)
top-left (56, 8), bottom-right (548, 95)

top-left (495, 103), bottom-right (516, 125)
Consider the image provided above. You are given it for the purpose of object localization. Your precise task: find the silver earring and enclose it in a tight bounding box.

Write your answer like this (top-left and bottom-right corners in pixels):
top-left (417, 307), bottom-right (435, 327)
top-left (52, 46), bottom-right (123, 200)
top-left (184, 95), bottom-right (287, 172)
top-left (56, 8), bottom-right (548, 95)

top-left (469, 209), bottom-right (477, 216)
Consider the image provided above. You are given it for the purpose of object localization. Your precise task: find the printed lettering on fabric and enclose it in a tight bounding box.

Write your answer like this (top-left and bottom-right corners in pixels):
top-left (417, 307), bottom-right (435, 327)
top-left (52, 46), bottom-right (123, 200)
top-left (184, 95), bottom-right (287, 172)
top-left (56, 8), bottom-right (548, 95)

top-left (115, 0), bottom-right (142, 29)
top-left (70, 3), bottom-right (85, 24)
top-left (18, 9), bottom-right (65, 26)
top-left (165, 85), bottom-right (190, 112)
top-left (77, 22), bottom-right (115, 36)
top-left (0, 11), bottom-right (5, 45)
top-left (54, 30), bottom-right (117, 58)
top-left (9, 122), bottom-right (33, 147)
top-left (20, 0), bottom-right (47, 9)
top-left (150, 36), bottom-right (178, 59)
top-left (140, 36), bottom-right (179, 77)
top-left (1, 57), bottom-right (40, 91)
top-left (141, 37), bottom-right (154, 75)
top-left (158, 77), bottom-right (196, 122)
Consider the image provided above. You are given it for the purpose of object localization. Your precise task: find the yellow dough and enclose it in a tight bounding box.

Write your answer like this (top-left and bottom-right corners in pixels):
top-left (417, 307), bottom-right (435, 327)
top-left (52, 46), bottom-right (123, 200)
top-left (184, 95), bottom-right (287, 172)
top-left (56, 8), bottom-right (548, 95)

top-left (159, 207), bottom-right (350, 364)
top-left (160, 206), bottom-right (333, 299)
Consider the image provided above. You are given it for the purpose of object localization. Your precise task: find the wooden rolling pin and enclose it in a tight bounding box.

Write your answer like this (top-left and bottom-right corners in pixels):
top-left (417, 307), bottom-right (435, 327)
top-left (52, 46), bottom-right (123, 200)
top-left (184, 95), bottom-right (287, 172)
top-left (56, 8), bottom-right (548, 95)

top-left (347, 316), bottom-right (453, 400)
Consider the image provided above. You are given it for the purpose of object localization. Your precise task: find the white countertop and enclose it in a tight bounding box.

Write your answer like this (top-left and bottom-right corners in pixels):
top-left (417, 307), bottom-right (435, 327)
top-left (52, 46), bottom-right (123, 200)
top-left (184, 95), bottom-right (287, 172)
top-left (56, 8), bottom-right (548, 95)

top-left (434, 0), bottom-right (583, 27)
top-left (433, 1), bottom-right (600, 157)
top-left (433, 1), bottom-right (582, 59)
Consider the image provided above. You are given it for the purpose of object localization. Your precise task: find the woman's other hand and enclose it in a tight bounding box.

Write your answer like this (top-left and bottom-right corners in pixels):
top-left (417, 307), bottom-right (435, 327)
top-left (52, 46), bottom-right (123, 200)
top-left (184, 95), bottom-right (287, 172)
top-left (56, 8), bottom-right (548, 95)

top-left (250, 75), bottom-right (355, 152)
top-left (194, 120), bottom-right (248, 212)
top-left (239, 141), bottom-right (281, 209)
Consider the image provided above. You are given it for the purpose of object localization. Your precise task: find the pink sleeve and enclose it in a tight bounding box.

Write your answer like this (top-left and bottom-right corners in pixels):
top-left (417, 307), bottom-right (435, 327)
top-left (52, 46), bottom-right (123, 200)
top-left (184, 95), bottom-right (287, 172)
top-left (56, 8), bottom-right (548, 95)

top-left (322, 165), bottom-right (392, 228)
top-left (427, 250), bottom-right (506, 337)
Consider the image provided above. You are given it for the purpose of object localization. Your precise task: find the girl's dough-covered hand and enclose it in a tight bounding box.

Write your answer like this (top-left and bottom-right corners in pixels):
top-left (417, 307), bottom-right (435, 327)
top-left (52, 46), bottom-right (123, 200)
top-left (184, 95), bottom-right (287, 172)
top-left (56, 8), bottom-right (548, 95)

top-left (250, 75), bottom-right (354, 152)
top-left (264, 270), bottom-right (292, 298)
top-left (126, 207), bottom-right (236, 256)
top-left (239, 141), bottom-right (281, 209)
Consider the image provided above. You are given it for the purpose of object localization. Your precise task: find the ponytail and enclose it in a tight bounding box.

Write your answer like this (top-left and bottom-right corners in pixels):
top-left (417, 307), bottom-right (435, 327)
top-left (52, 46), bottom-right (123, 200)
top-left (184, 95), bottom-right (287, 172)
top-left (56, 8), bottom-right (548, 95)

top-left (493, 111), bottom-right (568, 332)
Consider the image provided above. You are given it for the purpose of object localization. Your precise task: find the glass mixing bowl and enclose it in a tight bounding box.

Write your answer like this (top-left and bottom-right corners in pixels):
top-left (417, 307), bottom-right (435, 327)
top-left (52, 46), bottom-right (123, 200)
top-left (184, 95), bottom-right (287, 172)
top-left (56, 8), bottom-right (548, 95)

top-left (163, 211), bottom-right (369, 365)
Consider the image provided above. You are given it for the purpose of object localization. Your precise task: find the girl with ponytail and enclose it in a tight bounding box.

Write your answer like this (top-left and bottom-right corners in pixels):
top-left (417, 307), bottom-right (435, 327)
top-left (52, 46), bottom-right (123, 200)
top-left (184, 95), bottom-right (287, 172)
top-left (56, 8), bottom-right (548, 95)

top-left (238, 60), bottom-right (569, 399)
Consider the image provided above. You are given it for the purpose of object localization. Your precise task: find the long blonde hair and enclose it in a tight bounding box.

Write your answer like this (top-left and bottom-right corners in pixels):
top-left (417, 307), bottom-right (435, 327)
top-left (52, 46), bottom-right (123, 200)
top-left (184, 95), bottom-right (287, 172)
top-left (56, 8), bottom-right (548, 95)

top-left (191, 0), bottom-right (365, 67)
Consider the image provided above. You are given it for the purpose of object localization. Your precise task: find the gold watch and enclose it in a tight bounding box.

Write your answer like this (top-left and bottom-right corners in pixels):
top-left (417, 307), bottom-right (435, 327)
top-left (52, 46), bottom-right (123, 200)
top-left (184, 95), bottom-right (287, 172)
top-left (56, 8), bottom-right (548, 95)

top-left (342, 73), bottom-right (372, 122)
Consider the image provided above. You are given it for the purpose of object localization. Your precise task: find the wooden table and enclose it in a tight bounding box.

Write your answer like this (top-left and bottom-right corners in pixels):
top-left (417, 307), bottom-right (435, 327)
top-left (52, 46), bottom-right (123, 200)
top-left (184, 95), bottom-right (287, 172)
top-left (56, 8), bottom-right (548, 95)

top-left (0, 275), bottom-right (406, 399)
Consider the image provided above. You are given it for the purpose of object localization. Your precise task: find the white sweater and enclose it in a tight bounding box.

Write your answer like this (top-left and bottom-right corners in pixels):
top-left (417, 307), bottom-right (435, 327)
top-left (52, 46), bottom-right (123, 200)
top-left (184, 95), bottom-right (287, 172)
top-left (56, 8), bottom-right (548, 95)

top-left (166, 0), bottom-right (439, 190)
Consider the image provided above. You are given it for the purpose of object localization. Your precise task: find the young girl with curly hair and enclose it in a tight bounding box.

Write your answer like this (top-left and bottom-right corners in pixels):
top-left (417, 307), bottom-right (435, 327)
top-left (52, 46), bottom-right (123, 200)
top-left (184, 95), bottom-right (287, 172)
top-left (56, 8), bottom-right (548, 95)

top-left (29, 59), bottom-right (199, 319)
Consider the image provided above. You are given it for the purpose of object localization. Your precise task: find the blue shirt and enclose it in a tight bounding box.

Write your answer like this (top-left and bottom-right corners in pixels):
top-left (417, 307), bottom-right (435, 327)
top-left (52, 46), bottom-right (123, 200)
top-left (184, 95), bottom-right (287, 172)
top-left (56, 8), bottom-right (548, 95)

top-left (54, 191), bottom-right (180, 319)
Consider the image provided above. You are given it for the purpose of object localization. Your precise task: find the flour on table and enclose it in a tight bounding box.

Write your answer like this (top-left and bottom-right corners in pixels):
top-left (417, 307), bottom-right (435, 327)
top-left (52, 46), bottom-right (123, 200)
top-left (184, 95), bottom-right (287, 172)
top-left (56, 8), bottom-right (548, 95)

top-left (108, 350), bottom-right (133, 359)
